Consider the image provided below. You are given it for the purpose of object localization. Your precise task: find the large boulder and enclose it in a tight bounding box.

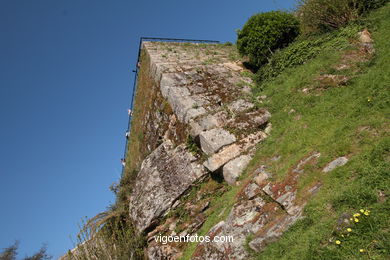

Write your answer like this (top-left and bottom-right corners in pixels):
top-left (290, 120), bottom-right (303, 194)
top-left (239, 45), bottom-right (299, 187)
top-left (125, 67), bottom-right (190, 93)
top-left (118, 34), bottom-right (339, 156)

top-left (129, 141), bottom-right (206, 233)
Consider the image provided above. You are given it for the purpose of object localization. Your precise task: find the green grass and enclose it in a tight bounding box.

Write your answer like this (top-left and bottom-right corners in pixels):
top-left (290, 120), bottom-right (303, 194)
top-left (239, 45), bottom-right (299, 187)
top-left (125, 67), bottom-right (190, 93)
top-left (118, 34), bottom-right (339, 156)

top-left (248, 4), bottom-right (390, 259)
top-left (72, 4), bottom-right (389, 259)
top-left (180, 4), bottom-right (389, 259)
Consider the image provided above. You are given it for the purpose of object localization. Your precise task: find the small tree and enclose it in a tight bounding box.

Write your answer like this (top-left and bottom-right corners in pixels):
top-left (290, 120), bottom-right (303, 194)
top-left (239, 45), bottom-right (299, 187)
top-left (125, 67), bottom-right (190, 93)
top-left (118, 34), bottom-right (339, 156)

top-left (0, 242), bottom-right (51, 260)
top-left (23, 245), bottom-right (51, 260)
top-left (236, 11), bottom-right (300, 69)
top-left (0, 242), bottom-right (18, 260)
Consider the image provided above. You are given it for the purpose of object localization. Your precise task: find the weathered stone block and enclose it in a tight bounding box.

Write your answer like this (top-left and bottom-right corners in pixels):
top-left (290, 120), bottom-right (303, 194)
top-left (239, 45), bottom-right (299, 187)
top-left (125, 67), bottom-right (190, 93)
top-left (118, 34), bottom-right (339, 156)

top-left (198, 115), bottom-right (219, 131)
top-left (189, 120), bottom-right (203, 138)
top-left (245, 110), bottom-right (271, 127)
top-left (129, 141), bottom-right (206, 233)
top-left (199, 128), bottom-right (236, 155)
top-left (184, 107), bottom-right (206, 123)
top-left (227, 99), bottom-right (255, 113)
top-left (203, 143), bottom-right (241, 172)
top-left (223, 155), bottom-right (252, 185)
top-left (244, 182), bottom-right (261, 199)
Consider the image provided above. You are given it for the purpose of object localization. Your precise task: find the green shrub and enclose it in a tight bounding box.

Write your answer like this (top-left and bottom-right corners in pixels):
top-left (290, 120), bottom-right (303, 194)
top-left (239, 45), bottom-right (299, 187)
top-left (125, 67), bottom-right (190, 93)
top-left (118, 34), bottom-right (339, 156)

top-left (297, 0), bottom-right (389, 34)
top-left (255, 24), bottom-right (361, 85)
top-left (236, 11), bottom-right (300, 69)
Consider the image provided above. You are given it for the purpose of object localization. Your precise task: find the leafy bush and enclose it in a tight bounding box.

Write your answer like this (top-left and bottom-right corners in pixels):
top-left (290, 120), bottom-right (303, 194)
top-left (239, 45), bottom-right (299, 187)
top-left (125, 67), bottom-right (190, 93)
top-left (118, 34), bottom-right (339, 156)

top-left (297, 0), bottom-right (389, 34)
top-left (255, 24), bottom-right (361, 85)
top-left (236, 11), bottom-right (300, 69)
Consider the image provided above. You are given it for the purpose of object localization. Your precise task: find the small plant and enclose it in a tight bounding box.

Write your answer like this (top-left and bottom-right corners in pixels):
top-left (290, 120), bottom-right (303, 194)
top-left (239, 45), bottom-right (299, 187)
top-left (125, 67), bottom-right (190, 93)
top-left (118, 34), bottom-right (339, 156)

top-left (236, 11), bottom-right (300, 69)
top-left (202, 57), bottom-right (219, 65)
top-left (186, 135), bottom-right (200, 156)
top-left (228, 51), bottom-right (240, 61)
top-left (328, 209), bottom-right (381, 257)
top-left (255, 24), bottom-right (361, 85)
top-left (0, 241), bottom-right (52, 260)
top-left (297, 0), bottom-right (388, 34)
top-left (67, 212), bottom-right (145, 260)
top-left (240, 70), bottom-right (254, 79)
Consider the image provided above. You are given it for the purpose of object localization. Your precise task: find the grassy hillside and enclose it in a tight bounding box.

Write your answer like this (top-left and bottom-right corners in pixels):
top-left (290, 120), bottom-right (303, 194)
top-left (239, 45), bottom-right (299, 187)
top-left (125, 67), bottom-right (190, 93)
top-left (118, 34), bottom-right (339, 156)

top-left (250, 4), bottom-right (390, 259)
top-left (70, 3), bottom-right (389, 259)
top-left (181, 4), bottom-right (389, 259)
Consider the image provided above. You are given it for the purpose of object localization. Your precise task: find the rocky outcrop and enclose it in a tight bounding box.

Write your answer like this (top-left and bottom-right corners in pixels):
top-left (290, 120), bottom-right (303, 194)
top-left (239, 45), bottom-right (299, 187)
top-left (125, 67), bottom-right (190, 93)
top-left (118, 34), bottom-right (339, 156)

top-left (193, 152), bottom-right (322, 259)
top-left (129, 141), bottom-right (206, 233)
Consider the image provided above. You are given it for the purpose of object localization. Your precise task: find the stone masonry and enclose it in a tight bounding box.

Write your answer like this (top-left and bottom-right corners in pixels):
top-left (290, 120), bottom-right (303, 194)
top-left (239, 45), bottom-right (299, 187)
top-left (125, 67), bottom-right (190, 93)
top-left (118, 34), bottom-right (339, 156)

top-left (128, 41), bottom-right (272, 259)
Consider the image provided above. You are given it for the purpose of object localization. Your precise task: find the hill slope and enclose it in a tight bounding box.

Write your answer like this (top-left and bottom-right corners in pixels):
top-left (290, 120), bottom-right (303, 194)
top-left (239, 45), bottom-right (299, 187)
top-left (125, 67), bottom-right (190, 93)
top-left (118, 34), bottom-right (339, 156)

top-left (65, 4), bottom-right (389, 260)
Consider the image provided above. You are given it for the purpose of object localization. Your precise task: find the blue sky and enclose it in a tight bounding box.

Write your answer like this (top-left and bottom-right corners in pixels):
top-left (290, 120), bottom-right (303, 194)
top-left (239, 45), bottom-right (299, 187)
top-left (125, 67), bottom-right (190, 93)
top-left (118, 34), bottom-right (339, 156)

top-left (0, 0), bottom-right (296, 258)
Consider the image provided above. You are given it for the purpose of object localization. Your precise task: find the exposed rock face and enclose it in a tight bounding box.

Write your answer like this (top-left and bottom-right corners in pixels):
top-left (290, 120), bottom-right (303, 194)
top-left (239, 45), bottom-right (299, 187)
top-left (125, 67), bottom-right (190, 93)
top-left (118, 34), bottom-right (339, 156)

top-left (193, 197), bottom-right (267, 260)
top-left (129, 141), bottom-right (206, 233)
top-left (322, 156), bottom-right (348, 173)
top-left (147, 243), bottom-right (182, 260)
top-left (193, 152), bottom-right (322, 259)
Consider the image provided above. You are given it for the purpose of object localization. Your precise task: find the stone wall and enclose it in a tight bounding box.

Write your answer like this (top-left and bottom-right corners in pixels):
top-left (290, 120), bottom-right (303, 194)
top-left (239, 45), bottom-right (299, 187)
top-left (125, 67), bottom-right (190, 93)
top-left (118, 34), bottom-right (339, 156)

top-left (128, 42), bottom-right (273, 259)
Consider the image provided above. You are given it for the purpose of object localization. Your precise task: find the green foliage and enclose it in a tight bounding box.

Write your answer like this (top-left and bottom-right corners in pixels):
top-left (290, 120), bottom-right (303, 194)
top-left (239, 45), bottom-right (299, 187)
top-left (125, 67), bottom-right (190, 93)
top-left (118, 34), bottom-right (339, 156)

top-left (0, 242), bottom-right (51, 260)
top-left (236, 11), bottom-right (300, 69)
top-left (68, 212), bottom-right (145, 260)
top-left (255, 24), bottom-right (361, 85)
top-left (186, 135), bottom-right (200, 156)
top-left (251, 4), bottom-right (390, 259)
top-left (297, 0), bottom-right (389, 34)
top-left (0, 242), bottom-right (18, 260)
top-left (23, 246), bottom-right (51, 260)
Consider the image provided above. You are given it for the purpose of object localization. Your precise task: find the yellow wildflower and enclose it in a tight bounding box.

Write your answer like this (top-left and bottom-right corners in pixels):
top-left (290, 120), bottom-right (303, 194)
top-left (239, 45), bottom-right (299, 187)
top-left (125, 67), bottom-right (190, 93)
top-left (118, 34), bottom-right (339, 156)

top-left (360, 209), bottom-right (365, 213)
top-left (335, 240), bottom-right (341, 245)
top-left (367, 97), bottom-right (372, 102)
top-left (364, 210), bottom-right (370, 215)
top-left (341, 234), bottom-right (345, 237)
top-left (354, 218), bottom-right (359, 223)
top-left (350, 218), bottom-right (353, 221)
top-left (353, 213), bottom-right (361, 217)
top-left (359, 249), bottom-right (365, 253)
top-left (347, 228), bottom-right (352, 232)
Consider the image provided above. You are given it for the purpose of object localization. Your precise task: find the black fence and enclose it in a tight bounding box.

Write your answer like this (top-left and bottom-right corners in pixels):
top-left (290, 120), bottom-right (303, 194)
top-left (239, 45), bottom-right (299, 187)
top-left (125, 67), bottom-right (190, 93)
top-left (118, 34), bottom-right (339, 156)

top-left (121, 37), bottom-right (220, 175)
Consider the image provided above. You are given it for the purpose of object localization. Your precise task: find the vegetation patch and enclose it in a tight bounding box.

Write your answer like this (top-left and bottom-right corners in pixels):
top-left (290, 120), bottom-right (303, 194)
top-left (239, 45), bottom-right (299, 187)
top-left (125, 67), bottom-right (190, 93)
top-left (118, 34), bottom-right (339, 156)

top-left (236, 11), bottom-right (300, 69)
top-left (248, 4), bottom-right (390, 259)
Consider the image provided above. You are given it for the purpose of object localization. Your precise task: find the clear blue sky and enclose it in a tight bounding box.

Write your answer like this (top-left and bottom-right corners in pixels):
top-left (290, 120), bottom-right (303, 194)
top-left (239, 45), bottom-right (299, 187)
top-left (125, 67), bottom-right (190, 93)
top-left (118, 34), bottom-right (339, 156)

top-left (0, 0), bottom-right (296, 258)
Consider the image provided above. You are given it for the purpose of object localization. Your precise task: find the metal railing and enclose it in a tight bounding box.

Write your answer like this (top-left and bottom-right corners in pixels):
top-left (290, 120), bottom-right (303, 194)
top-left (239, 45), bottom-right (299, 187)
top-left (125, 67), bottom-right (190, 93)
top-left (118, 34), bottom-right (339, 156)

top-left (121, 37), bottom-right (220, 175)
